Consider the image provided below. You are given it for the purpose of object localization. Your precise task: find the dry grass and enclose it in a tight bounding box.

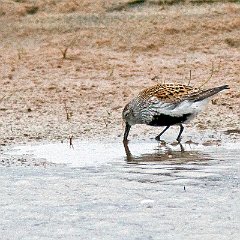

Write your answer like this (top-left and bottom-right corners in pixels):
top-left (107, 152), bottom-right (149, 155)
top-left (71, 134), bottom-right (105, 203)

top-left (2, 2), bottom-right (239, 53)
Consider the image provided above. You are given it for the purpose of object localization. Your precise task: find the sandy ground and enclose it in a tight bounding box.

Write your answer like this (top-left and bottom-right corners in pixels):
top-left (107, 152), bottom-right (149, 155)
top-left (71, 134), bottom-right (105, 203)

top-left (0, 1), bottom-right (240, 146)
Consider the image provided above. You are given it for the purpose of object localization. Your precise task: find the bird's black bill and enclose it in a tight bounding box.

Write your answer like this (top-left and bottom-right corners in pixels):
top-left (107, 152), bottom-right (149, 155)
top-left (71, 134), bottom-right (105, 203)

top-left (123, 123), bottom-right (131, 142)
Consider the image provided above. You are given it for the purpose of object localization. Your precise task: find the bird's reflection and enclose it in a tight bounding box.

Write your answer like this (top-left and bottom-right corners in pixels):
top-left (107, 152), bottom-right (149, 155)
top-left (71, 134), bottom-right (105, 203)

top-left (123, 141), bottom-right (211, 164)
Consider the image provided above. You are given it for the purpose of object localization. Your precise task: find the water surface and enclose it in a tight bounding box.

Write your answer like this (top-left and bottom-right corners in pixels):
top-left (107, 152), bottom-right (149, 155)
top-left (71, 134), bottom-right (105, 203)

top-left (0, 140), bottom-right (239, 239)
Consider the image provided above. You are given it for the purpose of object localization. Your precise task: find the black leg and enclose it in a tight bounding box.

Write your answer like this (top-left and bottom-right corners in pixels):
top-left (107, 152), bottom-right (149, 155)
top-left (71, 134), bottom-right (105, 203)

top-left (123, 123), bottom-right (131, 142)
top-left (179, 142), bottom-right (184, 152)
top-left (176, 124), bottom-right (184, 142)
top-left (155, 125), bottom-right (170, 141)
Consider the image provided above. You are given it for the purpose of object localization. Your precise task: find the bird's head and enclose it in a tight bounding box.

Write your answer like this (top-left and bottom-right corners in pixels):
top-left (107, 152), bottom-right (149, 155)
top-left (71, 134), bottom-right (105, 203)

top-left (122, 103), bottom-right (135, 142)
top-left (122, 103), bottom-right (135, 126)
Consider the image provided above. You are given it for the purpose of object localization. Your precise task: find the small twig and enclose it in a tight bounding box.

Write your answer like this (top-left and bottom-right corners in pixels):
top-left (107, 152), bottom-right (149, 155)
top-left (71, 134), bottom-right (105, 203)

top-left (151, 75), bottom-right (159, 82)
top-left (106, 110), bottom-right (111, 116)
top-left (59, 48), bottom-right (68, 59)
top-left (0, 91), bottom-right (16, 103)
top-left (216, 58), bottom-right (222, 72)
top-left (199, 62), bottom-right (214, 89)
top-left (10, 125), bottom-right (14, 134)
top-left (108, 66), bottom-right (114, 78)
top-left (199, 59), bottom-right (222, 89)
top-left (58, 36), bottom-right (79, 59)
top-left (161, 78), bottom-right (166, 84)
top-left (63, 101), bottom-right (72, 121)
top-left (17, 48), bottom-right (26, 60)
top-left (0, 95), bottom-right (6, 103)
top-left (69, 135), bottom-right (74, 149)
top-left (103, 110), bottom-right (111, 128)
top-left (187, 70), bottom-right (192, 86)
top-left (103, 119), bottom-right (108, 128)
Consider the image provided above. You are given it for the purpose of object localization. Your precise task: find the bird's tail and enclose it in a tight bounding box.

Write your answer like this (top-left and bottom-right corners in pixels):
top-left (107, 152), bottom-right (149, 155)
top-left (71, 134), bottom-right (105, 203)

top-left (187, 85), bottom-right (229, 102)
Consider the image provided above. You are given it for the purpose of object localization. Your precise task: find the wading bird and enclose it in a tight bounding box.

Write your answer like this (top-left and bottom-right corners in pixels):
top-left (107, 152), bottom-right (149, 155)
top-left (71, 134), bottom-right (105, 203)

top-left (122, 83), bottom-right (229, 142)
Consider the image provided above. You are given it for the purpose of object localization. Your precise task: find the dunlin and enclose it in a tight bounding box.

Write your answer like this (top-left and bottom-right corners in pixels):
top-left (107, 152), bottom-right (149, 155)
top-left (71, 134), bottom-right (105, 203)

top-left (122, 83), bottom-right (229, 142)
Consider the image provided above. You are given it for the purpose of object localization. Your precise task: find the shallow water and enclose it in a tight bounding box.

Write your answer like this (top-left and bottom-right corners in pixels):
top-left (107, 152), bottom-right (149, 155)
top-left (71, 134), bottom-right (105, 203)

top-left (1, 140), bottom-right (240, 239)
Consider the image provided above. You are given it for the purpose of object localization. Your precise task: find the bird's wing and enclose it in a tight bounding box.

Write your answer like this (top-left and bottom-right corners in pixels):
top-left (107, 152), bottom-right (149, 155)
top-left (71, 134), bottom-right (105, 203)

top-left (139, 83), bottom-right (199, 103)
top-left (141, 95), bottom-right (209, 120)
top-left (180, 85), bottom-right (229, 102)
top-left (136, 84), bottom-right (229, 124)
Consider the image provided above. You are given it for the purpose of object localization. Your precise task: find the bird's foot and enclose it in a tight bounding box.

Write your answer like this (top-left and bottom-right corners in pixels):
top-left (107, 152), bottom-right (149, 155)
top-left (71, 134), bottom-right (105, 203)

top-left (176, 137), bottom-right (182, 143)
top-left (171, 140), bottom-right (184, 152)
top-left (155, 136), bottom-right (167, 146)
top-left (155, 135), bottom-right (161, 141)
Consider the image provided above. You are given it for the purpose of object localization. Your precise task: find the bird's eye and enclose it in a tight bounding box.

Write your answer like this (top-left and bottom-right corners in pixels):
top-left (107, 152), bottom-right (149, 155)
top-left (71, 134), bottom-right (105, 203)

top-left (124, 110), bottom-right (129, 117)
top-left (123, 109), bottom-right (130, 119)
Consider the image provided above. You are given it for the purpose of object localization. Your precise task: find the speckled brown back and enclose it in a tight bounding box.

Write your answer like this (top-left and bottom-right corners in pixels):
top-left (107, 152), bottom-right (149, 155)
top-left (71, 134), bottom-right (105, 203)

top-left (138, 83), bottom-right (199, 103)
